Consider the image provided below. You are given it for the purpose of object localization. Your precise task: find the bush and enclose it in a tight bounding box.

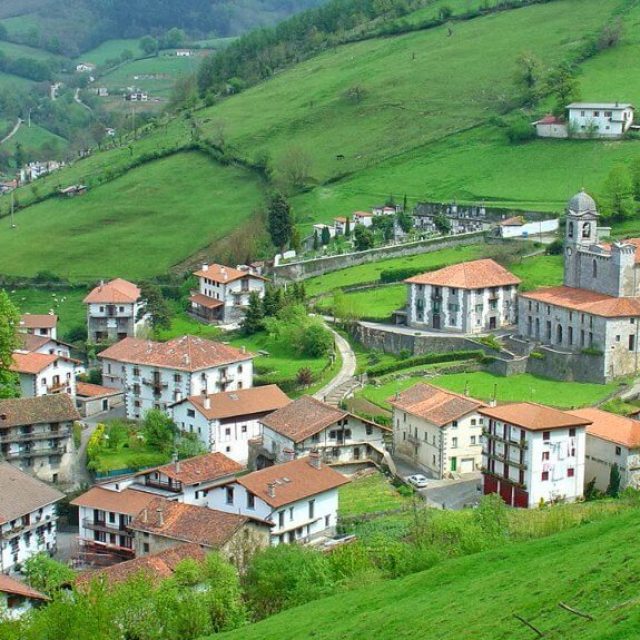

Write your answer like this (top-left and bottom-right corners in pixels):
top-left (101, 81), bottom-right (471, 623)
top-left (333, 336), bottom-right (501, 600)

top-left (379, 263), bottom-right (447, 284)
top-left (366, 350), bottom-right (483, 377)
top-left (545, 238), bottom-right (563, 255)
top-left (505, 116), bottom-right (537, 144)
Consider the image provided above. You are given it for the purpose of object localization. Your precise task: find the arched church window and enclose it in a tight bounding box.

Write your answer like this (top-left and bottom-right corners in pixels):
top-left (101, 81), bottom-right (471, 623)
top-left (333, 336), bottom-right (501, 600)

top-left (557, 324), bottom-right (563, 344)
top-left (582, 222), bottom-right (591, 238)
top-left (568, 222), bottom-right (574, 238)
top-left (592, 259), bottom-right (597, 279)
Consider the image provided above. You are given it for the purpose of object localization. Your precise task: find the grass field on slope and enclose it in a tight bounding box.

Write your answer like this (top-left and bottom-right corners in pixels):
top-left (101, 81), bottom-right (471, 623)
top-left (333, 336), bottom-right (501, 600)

top-left (2, 122), bottom-right (67, 153)
top-left (0, 152), bottom-right (264, 280)
top-left (0, 40), bottom-right (63, 62)
top-left (215, 507), bottom-right (640, 640)
top-left (79, 39), bottom-right (143, 66)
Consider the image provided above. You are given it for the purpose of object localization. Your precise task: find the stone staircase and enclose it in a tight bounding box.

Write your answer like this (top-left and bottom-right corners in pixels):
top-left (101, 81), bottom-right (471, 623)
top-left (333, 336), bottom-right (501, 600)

top-left (321, 377), bottom-right (361, 406)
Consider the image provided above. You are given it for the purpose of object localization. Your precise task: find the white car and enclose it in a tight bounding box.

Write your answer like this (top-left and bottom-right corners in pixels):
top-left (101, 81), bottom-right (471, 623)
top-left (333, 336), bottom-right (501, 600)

top-left (406, 474), bottom-right (429, 489)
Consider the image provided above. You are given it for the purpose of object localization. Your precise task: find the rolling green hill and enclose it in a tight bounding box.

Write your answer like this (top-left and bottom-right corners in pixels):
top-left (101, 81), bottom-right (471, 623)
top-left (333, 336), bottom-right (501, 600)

top-left (4, 0), bottom-right (640, 281)
top-left (214, 507), bottom-right (640, 640)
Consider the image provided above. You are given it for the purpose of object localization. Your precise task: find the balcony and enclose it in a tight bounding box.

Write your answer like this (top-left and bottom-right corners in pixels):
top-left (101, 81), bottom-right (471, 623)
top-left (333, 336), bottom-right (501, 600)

top-left (407, 433), bottom-right (421, 446)
top-left (47, 382), bottom-right (68, 393)
top-left (82, 518), bottom-right (130, 534)
top-left (3, 444), bottom-right (66, 460)
top-left (0, 428), bottom-right (71, 444)
top-left (141, 478), bottom-right (183, 493)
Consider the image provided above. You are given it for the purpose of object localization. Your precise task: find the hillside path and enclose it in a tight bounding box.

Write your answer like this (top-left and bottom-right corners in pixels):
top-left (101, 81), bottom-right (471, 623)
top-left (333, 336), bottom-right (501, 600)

top-left (0, 118), bottom-right (22, 144)
top-left (74, 88), bottom-right (92, 112)
top-left (314, 324), bottom-right (357, 406)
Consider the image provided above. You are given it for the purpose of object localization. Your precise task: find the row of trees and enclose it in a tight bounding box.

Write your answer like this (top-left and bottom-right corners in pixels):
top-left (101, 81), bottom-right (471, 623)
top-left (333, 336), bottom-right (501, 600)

top-left (599, 157), bottom-right (640, 222)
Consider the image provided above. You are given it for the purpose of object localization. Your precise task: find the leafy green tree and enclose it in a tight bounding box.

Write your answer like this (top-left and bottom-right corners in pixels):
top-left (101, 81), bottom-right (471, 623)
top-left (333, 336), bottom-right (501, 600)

top-left (23, 553), bottom-right (75, 596)
top-left (321, 225), bottom-right (331, 245)
top-left (607, 462), bottom-right (621, 497)
top-left (344, 218), bottom-right (351, 237)
top-left (242, 291), bottom-right (264, 335)
top-left (267, 192), bottom-right (293, 254)
top-left (262, 285), bottom-right (283, 317)
top-left (433, 212), bottom-right (452, 235)
top-left (600, 165), bottom-right (635, 222)
top-left (142, 410), bottom-right (177, 453)
top-left (547, 63), bottom-right (580, 114)
top-left (473, 494), bottom-right (508, 542)
top-left (396, 210), bottom-right (413, 233)
top-left (139, 282), bottom-right (171, 331)
top-left (139, 35), bottom-right (158, 56)
top-left (0, 289), bottom-right (20, 398)
top-left (290, 226), bottom-right (301, 253)
top-left (299, 323), bottom-right (333, 357)
top-left (177, 432), bottom-right (207, 459)
top-left (354, 224), bottom-right (374, 251)
top-left (514, 52), bottom-right (541, 105)
top-left (629, 156), bottom-right (640, 202)
top-left (372, 215), bottom-right (394, 242)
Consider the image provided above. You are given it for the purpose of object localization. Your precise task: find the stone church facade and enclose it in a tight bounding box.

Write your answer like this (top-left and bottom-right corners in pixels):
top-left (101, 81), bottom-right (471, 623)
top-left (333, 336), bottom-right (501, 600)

top-left (517, 191), bottom-right (640, 381)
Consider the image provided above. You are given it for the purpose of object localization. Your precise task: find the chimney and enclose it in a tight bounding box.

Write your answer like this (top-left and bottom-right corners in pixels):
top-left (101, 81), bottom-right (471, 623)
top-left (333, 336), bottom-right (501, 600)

top-left (203, 395), bottom-right (211, 410)
top-left (240, 345), bottom-right (246, 354)
top-left (309, 451), bottom-right (321, 470)
top-left (267, 482), bottom-right (276, 498)
top-left (202, 263), bottom-right (209, 272)
top-left (156, 506), bottom-right (164, 526)
top-left (141, 508), bottom-right (148, 523)
top-left (283, 448), bottom-right (295, 462)
top-left (173, 451), bottom-right (180, 473)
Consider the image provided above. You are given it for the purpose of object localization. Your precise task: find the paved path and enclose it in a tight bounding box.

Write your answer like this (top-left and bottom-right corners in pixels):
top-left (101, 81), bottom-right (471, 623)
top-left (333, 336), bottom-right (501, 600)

top-left (0, 118), bottom-right (21, 144)
top-left (314, 325), bottom-right (357, 405)
top-left (74, 88), bottom-right (92, 112)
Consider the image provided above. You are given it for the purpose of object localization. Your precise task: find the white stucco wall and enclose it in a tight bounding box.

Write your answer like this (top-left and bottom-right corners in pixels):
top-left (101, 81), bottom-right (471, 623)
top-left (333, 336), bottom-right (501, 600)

top-left (585, 435), bottom-right (640, 492)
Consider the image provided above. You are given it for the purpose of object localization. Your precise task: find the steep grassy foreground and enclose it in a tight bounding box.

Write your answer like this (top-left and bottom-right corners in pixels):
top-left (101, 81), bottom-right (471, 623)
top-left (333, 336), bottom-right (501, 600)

top-left (214, 508), bottom-right (640, 640)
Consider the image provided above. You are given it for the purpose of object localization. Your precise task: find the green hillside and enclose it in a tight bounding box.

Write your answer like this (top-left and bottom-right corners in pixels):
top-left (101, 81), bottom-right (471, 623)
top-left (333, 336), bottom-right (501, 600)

top-left (214, 507), bottom-right (640, 640)
top-left (0, 152), bottom-right (264, 280)
top-left (4, 0), bottom-right (640, 280)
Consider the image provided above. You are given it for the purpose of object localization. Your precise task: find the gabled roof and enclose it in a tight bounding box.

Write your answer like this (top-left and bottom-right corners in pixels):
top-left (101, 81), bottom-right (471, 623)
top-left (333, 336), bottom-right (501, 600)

top-left (76, 543), bottom-right (206, 589)
top-left (499, 216), bottom-right (525, 227)
top-left (76, 382), bottom-right (122, 398)
top-left (534, 115), bottom-right (564, 125)
top-left (180, 385), bottom-right (291, 421)
top-left (0, 394), bottom-right (80, 428)
top-left (98, 335), bottom-right (253, 371)
top-left (84, 278), bottom-right (141, 304)
top-left (70, 487), bottom-right (159, 516)
top-left (10, 352), bottom-right (57, 374)
top-left (520, 286), bottom-right (640, 318)
top-left (389, 383), bottom-right (484, 426)
top-left (404, 259), bottom-right (521, 289)
top-left (19, 314), bottom-right (57, 329)
top-left (129, 498), bottom-right (260, 547)
top-left (567, 102), bottom-right (633, 110)
top-left (0, 575), bottom-right (48, 601)
top-left (18, 334), bottom-right (52, 352)
top-left (260, 396), bottom-right (347, 443)
top-left (599, 237), bottom-right (640, 264)
top-left (479, 402), bottom-right (592, 432)
top-left (353, 211), bottom-right (373, 218)
top-left (136, 452), bottom-right (242, 486)
top-left (334, 217), bottom-right (348, 223)
top-left (236, 457), bottom-right (350, 508)
top-left (0, 462), bottom-right (64, 523)
top-left (569, 408), bottom-right (640, 449)
top-left (188, 293), bottom-right (224, 309)
top-left (193, 263), bottom-right (266, 283)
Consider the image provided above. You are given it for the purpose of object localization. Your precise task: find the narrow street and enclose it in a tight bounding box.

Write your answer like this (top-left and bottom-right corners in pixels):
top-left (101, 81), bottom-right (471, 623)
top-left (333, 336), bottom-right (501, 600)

top-left (314, 324), bottom-right (357, 405)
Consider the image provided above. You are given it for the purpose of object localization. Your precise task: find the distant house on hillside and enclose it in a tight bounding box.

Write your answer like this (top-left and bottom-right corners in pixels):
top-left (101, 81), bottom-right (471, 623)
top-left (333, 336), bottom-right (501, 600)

top-left (175, 49), bottom-right (192, 57)
top-left (125, 91), bottom-right (148, 102)
top-left (497, 216), bottom-right (559, 239)
top-left (533, 103), bottom-right (634, 139)
top-left (76, 62), bottom-right (95, 73)
top-left (533, 115), bottom-right (568, 138)
top-left (58, 185), bottom-right (87, 197)
top-left (95, 87), bottom-right (109, 97)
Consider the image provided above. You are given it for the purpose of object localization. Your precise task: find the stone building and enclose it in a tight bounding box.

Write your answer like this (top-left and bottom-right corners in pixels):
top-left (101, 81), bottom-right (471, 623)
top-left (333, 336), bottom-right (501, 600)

top-left (405, 259), bottom-right (520, 333)
top-left (412, 202), bottom-right (486, 234)
top-left (517, 190), bottom-right (640, 381)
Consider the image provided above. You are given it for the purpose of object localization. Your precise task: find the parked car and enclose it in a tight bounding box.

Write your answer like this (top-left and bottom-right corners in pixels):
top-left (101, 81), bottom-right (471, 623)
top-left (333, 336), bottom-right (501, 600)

top-left (406, 474), bottom-right (429, 489)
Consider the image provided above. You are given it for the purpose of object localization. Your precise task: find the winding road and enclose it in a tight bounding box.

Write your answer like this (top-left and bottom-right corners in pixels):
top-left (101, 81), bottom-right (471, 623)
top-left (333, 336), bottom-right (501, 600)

top-left (0, 118), bottom-right (22, 144)
top-left (314, 324), bottom-right (357, 405)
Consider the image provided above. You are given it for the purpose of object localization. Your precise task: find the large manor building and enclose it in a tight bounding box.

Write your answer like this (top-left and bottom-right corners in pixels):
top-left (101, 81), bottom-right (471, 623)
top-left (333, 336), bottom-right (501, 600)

top-left (518, 190), bottom-right (640, 381)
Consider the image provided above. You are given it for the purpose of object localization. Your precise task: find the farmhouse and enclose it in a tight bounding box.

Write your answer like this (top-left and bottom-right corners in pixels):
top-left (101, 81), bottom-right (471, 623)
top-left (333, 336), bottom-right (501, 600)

top-left (480, 402), bottom-right (589, 508)
top-left (390, 383), bottom-right (485, 477)
top-left (0, 462), bottom-right (64, 572)
top-left (171, 385), bottom-right (291, 464)
top-left (208, 454), bottom-right (349, 545)
top-left (404, 258), bottom-right (520, 333)
top-left (17, 332), bottom-right (71, 358)
top-left (533, 103), bottom-right (634, 139)
top-left (18, 314), bottom-right (57, 340)
top-left (84, 278), bottom-right (149, 343)
top-left (253, 396), bottom-right (389, 469)
top-left (334, 216), bottom-right (348, 235)
top-left (518, 191), bottom-right (640, 381)
top-left (75, 381), bottom-right (124, 418)
top-left (129, 498), bottom-right (271, 563)
top-left (497, 216), bottom-right (559, 239)
top-left (10, 351), bottom-right (78, 398)
top-left (99, 335), bottom-right (253, 418)
top-left (0, 394), bottom-right (79, 484)
top-left (569, 407), bottom-right (640, 492)
top-left (76, 62), bottom-right (95, 72)
top-left (372, 204), bottom-right (401, 216)
top-left (71, 485), bottom-right (160, 561)
top-left (0, 575), bottom-right (48, 618)
top-left (189, 263), bottom-right (267, 325)
top-left (313, 223), bottom-right (336, 241)
top-left (175, 49), bottom-right (192, 57)
top-left (352, 211), bottom-right (374, 227)
top-left (532, 114), bottom-right (568, 138)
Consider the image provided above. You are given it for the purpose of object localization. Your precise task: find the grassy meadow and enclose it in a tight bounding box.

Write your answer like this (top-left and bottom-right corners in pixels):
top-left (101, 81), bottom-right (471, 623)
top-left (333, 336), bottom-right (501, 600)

top-left (0, 151), bottom-right (264, 280)
top-left (338, 472), bottom-right (411, 517)
top-left (79, 39), bottom-right (143, 66)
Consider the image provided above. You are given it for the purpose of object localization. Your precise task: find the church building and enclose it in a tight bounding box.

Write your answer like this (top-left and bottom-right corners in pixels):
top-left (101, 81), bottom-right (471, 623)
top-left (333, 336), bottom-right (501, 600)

top-left (517, 190), bottom-right (640, 381)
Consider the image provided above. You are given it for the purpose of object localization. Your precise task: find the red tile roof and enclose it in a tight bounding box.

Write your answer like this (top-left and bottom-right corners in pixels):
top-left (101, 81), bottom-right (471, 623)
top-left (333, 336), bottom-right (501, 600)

top-left (76, 382), bottom-right (122, 398)
top-left (98, 335), bottom-right (253, 371)
top-left (19, 314), bottom-right (57, 329)
top-left (188, 293), bottom-right (224, 309)
top-left (535, 115), bottom-right (564, 125)
top-left (479, 402), bottom-right (592, 432)
top-left (260, 396), bottom-right (347, 443)
top-left (137, 452), bottom-right (242, 485)
top-left (10, 352), bottom-right (57, 374)
top-left (184, 385), bottom-right (291, 421)
top-left (520, 286), bottom-right (640, 318)
top-left (129, 498), bottom-right (259, 547)
top-left (84, 278), bottom-right (141, 304)
top-left (389, 383), bottom-right (484, 426)
top-left (599, 238), bottom-right (640, 264)
top-left (70, 487), bottom-right (159, 516)
top-left (18, 334), bottom-right (51, 352)
top-left (405, 259), bottom-right (521, 289)
top-left (193, 263), bottom-right (266, 283)
top-left (76, 543), bottom-right (206, 588)
top-left (499, 216), bottom-right (525, 227)
top-left (353, 211), bottom-right (373, 218)
top-left (0, 394), bottom-right (79, 428)
top-left (0, 574), bottom-right (48, 601)
top-left (569, 408), bottom-right (640, 449)
top-left (237, 457), bottom-right (349, 508)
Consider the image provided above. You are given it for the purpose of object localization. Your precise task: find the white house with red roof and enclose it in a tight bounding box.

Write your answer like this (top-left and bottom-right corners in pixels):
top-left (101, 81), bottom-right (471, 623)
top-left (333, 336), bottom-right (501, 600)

top-left (0, 574), bottom-right (48, 618)
top-left (518, 191), bottom-right (640, 381)
top-left (190, 263), bottom-right (267, 325)
top-left (480, 402), bottom-right (589, 508)
top-left (99, 335), bottom-right (254, 418)
top-left (352, 211), bottom-right (374, 227)
top-left (18, 314), bottom-right (58, 340)
top-left (208, 455), bottom-right (349, 545)
top-left (404, 258), bottom-right (520, 333)
top-left (171, 385), bottom-right (291, 464)
top-left (10, 351), bottom-right (78, 398)
top-left (390, 383), bottom-right (485, 478)
top-left (84, 278), bottom-right (149, 343)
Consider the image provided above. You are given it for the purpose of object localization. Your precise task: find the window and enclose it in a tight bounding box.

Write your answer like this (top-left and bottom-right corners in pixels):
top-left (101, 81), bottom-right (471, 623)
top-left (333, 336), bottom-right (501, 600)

top-left (470, 436), bottom-right (476, 445)
top-left (452, 420), bottom-right (458, 427)
top-left (241, 425), bottom-right (247, 433)
top-left (567, 468), bottom-right (575, 478)
top-left (593, 111), bottom-right (599, 116)
top-left (133, 367), bottom-right (140, 377)
top-left (542, 451), bottom-right (549, 461)
top-left (187, 409), bottom-right (195, 418)
top-left (325, 515), bottom-right (330, 527)
top-left (329, 430), bottom-right (336, 439)
top-left (174, 373), bottom-right (182, 383)
top-left (344, 429), bottom-right (352, 439)
top-left (225, 486), bottom-right (234, 505)
top-left (143, 543), bottom-right (150, 553)
top-left (451, 437), bottom-right (458, 448)
top-left (541, 471), bottom-right (549, 481)
top-left (308, 499), bottom-right (315, 519)
top-left (615, 446), bottom-right (622, 456)
top-left (471, 419), bottom-right (476, 426)
top-left (225, 427), bottom-right (231, 437)
top-left (592, 260), bottom-right (597, 278)
top-left (630, 335), bottom-right (636, 351)
top-left (366, 424), bottom-right (373, 435)
top-left (569, 428), bottom-right (576, 437)
top-left (311, 433), bottom-right (320, 443)
top-left (543, 431), bottom-right (550, 441)
top-left (247, 493), bottom-right (255, 510)
top-left (278, 511), bottom-right (285, 527)
top-left (119, 306), bottom-right (125, 312)
top-left (289, 507), bottom-right (294, 521)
